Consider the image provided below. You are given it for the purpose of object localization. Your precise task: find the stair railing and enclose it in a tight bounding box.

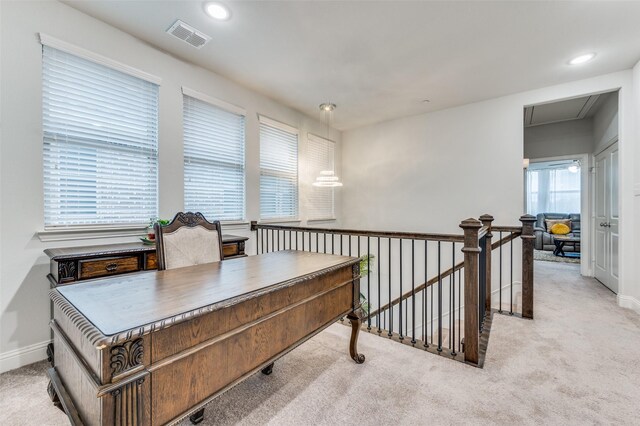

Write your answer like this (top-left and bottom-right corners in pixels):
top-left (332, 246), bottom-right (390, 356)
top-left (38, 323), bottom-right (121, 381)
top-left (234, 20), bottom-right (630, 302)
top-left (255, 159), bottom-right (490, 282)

top-left (250, 214), bottom-right (535, 367)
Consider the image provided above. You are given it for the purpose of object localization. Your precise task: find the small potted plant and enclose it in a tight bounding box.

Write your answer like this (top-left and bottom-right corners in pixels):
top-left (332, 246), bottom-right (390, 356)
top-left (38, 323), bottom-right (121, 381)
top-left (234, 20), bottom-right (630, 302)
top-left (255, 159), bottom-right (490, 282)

top-left (359, 254), bottom-right (375, 315)
top-left (144, 217), bottom-right (170, 243)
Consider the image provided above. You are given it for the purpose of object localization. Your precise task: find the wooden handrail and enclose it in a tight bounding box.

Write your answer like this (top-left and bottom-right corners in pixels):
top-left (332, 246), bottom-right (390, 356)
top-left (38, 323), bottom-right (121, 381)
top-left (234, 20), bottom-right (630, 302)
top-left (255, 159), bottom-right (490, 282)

top-left (492, 225), bottom-right (523, 233)
top-left (251, 221), bottom-right (465, 243)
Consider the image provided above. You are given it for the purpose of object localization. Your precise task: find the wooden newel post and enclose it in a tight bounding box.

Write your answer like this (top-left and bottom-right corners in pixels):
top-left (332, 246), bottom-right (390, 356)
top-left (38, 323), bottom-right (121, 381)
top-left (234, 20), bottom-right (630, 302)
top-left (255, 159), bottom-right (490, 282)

top-left (520, 214), bottom-right (536, 319)
top-left (479, 214), bottom-right (494, 314)
top-left (460, 218), bottom-right (482, 365)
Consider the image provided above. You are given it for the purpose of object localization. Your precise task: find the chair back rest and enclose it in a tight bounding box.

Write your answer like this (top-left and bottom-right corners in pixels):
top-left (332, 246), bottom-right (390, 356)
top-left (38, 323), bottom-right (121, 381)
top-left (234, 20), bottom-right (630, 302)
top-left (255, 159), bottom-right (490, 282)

top-left (155, 212), bottom-right (223, 270)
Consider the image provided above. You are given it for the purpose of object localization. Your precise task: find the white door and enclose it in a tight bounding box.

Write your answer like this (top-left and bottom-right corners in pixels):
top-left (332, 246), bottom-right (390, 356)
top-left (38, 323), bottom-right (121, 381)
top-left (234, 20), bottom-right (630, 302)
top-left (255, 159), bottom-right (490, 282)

top-left (594, 142), bottom-right (619, 293)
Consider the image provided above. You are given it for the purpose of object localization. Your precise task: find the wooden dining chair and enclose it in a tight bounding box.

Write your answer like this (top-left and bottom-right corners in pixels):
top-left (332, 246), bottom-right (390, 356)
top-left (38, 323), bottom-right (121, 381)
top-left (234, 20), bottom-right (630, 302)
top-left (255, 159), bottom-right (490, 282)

top-left (154, 212), bottom-right (224, 271)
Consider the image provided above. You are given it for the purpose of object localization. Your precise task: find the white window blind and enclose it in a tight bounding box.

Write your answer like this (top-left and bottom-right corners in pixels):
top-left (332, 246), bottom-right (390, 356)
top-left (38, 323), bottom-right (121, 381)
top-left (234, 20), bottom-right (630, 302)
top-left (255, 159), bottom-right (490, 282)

top-left (42, 46), bottom-right (158, 227)
top-left (526, 162), bottom-right (581, 215)
top-left (259, 118), bottom-right (299, 220)
top-left (307, 134), bottom-right (336, 220)
top-left (183, 93), bottom-right (246, 221)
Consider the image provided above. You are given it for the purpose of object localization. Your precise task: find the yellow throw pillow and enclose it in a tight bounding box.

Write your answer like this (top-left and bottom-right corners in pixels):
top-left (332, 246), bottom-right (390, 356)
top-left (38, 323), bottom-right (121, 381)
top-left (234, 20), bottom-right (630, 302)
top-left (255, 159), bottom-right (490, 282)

top-left (545, 219), bottom-right (571, 232)
top-left (550, 223), bottom-right (571, 235)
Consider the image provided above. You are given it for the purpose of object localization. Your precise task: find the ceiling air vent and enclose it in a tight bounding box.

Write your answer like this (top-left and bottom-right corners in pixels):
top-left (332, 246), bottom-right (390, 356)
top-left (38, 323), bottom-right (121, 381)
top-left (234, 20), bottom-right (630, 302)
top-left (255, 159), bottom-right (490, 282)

top-left (167, 20), bottom-right (211, 49)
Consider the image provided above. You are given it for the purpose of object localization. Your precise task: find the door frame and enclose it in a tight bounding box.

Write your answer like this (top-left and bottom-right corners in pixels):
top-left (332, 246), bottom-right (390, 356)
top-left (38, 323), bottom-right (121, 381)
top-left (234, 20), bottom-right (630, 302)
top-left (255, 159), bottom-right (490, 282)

top-left (593, 138), bottom-right (619, 292)
top-left (527, 153), bottom-right (591, 277)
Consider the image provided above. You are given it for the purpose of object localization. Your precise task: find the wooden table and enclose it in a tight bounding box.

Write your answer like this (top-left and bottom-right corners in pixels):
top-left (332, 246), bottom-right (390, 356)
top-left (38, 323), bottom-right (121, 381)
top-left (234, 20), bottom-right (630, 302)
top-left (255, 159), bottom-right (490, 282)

top-left (552, 235), bottom-right (581, 257)
top-left (47, 251), bottom-right (364, 426)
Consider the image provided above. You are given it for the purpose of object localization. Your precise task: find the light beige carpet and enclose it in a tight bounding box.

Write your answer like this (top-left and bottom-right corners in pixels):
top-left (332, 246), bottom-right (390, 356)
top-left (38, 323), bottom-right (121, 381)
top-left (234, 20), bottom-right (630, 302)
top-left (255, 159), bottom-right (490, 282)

top-left (1, 261), bottom-right (639, 425)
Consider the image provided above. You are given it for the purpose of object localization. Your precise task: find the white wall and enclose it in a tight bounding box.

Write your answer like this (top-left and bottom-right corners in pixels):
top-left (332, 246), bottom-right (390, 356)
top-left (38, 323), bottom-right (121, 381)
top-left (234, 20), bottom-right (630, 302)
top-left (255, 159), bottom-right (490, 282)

top-left (0, 0), bottom-right (342, 372)
top-left (524, 119), bottom-right (594, 159)
top-left (592, 91), bottom-right (620, 154)
top-left (342, 70), bottom-right (637, 315)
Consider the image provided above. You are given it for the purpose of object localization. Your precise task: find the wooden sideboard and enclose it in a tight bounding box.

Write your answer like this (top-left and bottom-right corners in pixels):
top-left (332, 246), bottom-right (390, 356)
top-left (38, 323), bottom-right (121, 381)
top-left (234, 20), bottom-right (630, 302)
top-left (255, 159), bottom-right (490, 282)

top-left (47, 251), bottom-right (364, 425)
top-left (44, 234), bottom-right (248, 286)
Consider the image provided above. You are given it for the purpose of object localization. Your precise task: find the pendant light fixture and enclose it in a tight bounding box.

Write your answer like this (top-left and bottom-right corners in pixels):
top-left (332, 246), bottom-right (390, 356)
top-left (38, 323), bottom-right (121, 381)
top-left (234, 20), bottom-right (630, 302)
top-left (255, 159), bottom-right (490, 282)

top-left (313, 103), bottom-right (343, 187)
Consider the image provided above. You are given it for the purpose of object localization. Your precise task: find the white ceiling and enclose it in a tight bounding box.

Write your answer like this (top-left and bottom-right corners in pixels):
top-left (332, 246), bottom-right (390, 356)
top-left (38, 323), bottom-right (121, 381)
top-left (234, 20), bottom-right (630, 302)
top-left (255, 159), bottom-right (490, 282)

top-left (63, 1), bottom-right (640, 130)
top-left (524, 90), bottom-right (616, 127)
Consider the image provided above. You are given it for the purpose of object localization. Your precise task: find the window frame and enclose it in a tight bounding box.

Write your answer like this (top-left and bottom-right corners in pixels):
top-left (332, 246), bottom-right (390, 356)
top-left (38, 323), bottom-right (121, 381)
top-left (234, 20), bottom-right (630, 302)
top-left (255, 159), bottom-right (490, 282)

top-left (306, 133), bottom-right (337, 221)
top-left (258, 115), bottom-right (300, 221)
top-left (182, 87), bottom-right (247, 223)
top-left (41, 36), bottom-right (160, 229)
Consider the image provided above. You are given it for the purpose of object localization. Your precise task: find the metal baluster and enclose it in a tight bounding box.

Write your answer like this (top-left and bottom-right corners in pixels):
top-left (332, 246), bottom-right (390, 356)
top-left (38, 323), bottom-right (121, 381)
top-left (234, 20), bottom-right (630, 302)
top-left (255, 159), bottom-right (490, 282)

top-left (411, 240), bottom-right (416, 344)
top-left (399, 239), bottom-right (403, 340)
top-left (451, 242), bottom-right (456, 356)
top-left (308, 231), bottom-right (311, 252)
top-left (302, 231), bottom-right (305, 251)
top-left (278, 230), bottom-right (281, 251)
top-left (324, 233), bottom-right (327, 253)
top-left (424, 240), bottom-right (428, 347)
top-left (458, 268), bottom-right (462, 353)
top-left (331, 233), bottom-right (335, 254)
top-left (388, 238), bottom-right (392, 337)
top-left (377, 237), bottom-right (381, 333)
top-left (499, 231), bottom-right (503, 313)
top-left (431, 243), bottom-right (434, 346)
top-left (316, 232), bottom-right (319, 253)
top-left (449, 251), bottom-right (452, 349)
top-left (340, 234), bottom-right (343, 255)
top-left (349, 235), bottom-right (352, 256)
top-left (367, 236), bottom-right (371, 330)
top-left (261, 229), bottom-right (265, 254)
top-left (510, 233), bottom-right (514, 315)
top-left (437, 241), bottom-right (442, 352)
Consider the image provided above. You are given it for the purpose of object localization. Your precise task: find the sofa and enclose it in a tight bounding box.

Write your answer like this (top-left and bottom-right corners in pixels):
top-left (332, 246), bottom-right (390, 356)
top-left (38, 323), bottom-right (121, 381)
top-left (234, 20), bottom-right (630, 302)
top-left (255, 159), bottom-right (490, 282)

top-left (534, 213), bottom-right (581, 251)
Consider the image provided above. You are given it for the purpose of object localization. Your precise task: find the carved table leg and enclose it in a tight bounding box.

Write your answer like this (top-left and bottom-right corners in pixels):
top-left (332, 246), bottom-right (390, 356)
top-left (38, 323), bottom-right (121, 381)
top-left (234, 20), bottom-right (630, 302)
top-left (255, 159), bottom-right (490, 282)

top-left (47, 380), bottom-right (64, 413)
top-left (47, 343), bottom-right (55, 367)
top-left (347, 309), bottom-right (365, 364)
top-left (261, 362), bottom-right (274, 375)
top-left (189, 408), bottom-right (205, 424)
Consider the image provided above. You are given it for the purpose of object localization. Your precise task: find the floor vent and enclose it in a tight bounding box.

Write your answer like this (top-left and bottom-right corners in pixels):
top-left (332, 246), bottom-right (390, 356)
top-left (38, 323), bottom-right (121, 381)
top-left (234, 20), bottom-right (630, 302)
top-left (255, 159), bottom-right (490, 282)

top-left (167, 20), bottom-right (211, 49)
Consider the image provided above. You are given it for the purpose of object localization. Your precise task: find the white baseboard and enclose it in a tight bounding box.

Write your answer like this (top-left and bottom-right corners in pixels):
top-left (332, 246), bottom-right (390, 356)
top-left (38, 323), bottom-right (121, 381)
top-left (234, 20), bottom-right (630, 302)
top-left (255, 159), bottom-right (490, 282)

top-left (0, 340), bottom-right (51, 374)
top-left (617, 295), bottom-right (640, 314)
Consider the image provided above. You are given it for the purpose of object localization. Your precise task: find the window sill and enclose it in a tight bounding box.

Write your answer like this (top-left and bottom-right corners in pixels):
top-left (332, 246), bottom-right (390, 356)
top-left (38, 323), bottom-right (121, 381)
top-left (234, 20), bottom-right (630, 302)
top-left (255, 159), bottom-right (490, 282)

top-left (37, 225), bottom-right (147, 243)
top-left (220, 221), bottom-right (251, 231)
top-left (307, 218), bottom-right (337, 223)
top-left (259, 218), bottom-right (302, 225)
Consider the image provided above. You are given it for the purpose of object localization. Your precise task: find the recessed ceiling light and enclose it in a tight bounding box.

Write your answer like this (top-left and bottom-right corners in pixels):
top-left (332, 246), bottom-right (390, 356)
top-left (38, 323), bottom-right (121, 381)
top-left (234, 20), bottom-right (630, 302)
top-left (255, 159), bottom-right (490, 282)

top-left (204, 2), bottom-right (230, 21)
top-left (569, 53), bottom-right (596, 65)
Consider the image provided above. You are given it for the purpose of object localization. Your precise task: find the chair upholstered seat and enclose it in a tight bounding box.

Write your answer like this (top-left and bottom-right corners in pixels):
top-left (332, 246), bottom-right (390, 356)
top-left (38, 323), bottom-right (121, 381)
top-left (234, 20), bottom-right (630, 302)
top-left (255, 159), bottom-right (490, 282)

top-left (155, 212), bottom-right (223, 271)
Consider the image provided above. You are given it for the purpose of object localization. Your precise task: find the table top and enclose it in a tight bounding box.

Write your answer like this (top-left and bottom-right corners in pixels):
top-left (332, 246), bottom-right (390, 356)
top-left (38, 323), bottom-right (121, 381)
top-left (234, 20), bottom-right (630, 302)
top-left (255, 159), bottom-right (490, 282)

top-left (52, 251), bottom-right (358, 340)
top-left (552, 235), bottom-right (580, 242)
top-left (45, 234), bottom-right (249, 260)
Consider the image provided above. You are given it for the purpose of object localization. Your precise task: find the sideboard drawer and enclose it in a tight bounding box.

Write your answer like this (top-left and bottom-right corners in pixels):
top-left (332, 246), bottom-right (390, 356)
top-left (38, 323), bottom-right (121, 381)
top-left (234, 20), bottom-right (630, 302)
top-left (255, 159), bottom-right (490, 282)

top-left (79, 256), bottom-right (140, 280)
top-left (222, 244), bottom-right (239, 257)
top-left (145, 252), bottom-right (157, 270)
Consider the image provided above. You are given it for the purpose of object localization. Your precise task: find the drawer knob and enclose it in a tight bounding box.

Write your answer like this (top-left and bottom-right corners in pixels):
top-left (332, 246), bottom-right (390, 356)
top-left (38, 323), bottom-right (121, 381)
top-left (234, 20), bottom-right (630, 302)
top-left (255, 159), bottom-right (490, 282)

top-left (105, 263), bottom-right (119, 272)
